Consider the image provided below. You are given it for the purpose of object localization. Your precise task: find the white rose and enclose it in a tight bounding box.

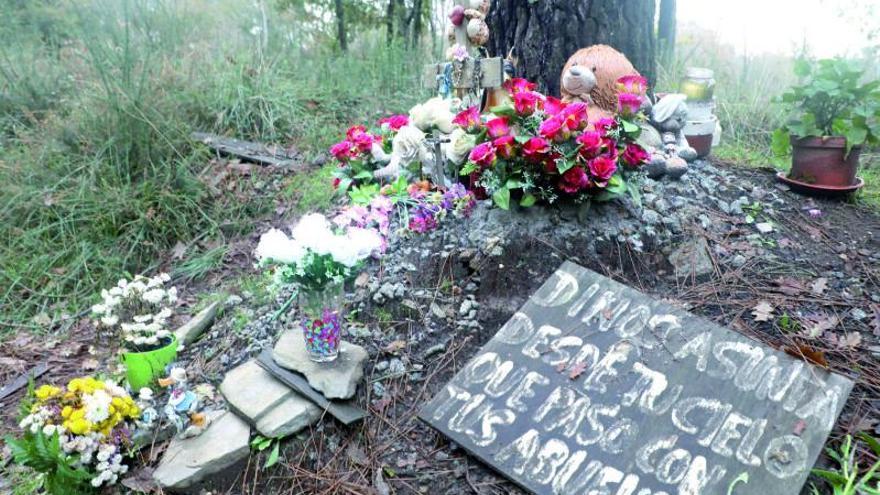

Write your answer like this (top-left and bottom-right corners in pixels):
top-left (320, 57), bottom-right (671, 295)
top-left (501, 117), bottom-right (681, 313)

top-left (409, 97), bottom-right (455, 134)
top-left (255, 228), bottom-right (304, 264)
top-left (446, 128), bottom-right (477, 165)
top-left (291, 214), bottom-right (336, 255)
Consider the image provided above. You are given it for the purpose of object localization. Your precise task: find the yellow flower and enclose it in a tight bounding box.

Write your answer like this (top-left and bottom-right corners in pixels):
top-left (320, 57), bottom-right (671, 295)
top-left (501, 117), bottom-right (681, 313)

top-left (34, 385), bottom-right (61, 401)
top-left (61, 406), bottom-right (73, 419)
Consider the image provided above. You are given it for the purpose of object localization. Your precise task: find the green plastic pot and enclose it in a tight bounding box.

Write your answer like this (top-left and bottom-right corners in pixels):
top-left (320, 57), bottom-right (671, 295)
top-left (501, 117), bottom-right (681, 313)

top-left (121, 336), bottom-right (178, 390)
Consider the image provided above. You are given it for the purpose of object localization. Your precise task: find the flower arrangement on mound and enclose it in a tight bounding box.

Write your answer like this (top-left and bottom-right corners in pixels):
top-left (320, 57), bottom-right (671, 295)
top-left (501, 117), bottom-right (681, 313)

top-left (330, 115), bottom-right (409, 192)
top-left (5, 377), bottom-right (140, 492)
top-left (91, 273), bottom-right (178, 351)
top-left (456, 77), bottom-right (649, 209)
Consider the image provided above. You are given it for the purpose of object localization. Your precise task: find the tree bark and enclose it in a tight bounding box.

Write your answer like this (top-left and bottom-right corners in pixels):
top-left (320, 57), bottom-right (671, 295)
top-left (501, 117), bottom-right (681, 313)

top-left (486, 0), bottom-right (657, 97)
top-left (658, 0), bottom-right (676, 61)
top-left (386, 0), bottom-right (395, 43)
top-left (411, 0), bottom-right (423, 47)
top-left (335, 0), bottom-right (347, 51)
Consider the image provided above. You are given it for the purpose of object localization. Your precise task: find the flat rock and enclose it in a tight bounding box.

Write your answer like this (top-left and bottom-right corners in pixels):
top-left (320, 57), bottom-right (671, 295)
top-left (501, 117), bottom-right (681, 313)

top-left (220, 360), bottom-right (320, 438)
top-left (668, 237), bottom-right (714, 278)
top-left (273, 331), bottom-right (367, 400)
top-left (152, 411), bottom-right (250, 491)
top-left (175, 301), bottom-right (221, 345)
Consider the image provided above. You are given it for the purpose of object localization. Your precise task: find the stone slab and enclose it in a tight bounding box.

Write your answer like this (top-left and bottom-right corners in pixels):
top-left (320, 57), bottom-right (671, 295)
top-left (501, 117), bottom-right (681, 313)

top-left (419, 261), bottom-right (853, 495)
top-left (220, 360), bottom-right (321, 438)
top-left (175, 301), bottom-right (221, 346)
top-left (153, 411), bottom-right (250, 490)
top-left (272, 331), bottom-right (367, 400)
top-left (257, 349), bottom-right (366, 426)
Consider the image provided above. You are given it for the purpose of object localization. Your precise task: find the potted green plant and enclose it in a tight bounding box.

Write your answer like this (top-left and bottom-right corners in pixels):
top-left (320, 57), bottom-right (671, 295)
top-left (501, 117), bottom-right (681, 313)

top-left (92, 273), bottom-right (179, 389)
top-left (772, 58), bottom-right (880, 191)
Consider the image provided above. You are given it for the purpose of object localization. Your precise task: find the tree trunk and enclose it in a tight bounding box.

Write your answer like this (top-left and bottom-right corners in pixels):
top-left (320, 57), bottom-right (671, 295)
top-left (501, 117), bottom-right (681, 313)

top-left (658, 0), bottom-right (676, 62)
top-left (386, 0), bottom-right (395, 43)
top-left (335, 0), bottom-right (347, 51)
top-left (411, 0), bottom-right (423, 47)
top-left (486, 0), bottom-right (657, 97)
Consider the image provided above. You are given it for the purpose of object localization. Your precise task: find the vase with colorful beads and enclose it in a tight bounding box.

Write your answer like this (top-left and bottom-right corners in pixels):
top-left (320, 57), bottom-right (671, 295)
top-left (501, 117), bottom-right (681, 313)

top-left (297, 280), bottom-right (345, 362)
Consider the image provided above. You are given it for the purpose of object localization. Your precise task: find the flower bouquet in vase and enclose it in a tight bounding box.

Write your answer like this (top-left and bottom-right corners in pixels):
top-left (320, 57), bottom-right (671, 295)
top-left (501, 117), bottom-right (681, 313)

top-left (256, 214), bottom-right (382, 362)
top-left (91, 274), bottom-right (179, 390)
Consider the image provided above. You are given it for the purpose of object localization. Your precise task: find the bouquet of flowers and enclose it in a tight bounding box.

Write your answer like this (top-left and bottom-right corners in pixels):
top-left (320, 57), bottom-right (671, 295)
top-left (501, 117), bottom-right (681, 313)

top-left (405, 181), bottom-right (476, 234)
top-left (91, 273), bottom-right (178, 351)
top-left (256, 214), bottom-right (383, 362)
top-left (455, 77), bottom-right (650, 209)
top-left (330, 115), bottom-right (409, 192)
top-left (5, 377), bottom-right (141, 492)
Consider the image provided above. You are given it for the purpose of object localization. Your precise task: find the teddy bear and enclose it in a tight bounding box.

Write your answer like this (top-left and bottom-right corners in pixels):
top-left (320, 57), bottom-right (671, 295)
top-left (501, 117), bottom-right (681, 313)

top-left (644, 93), bottom-right (698, 179)
top-left (560, 45), bottom-right (642, 121)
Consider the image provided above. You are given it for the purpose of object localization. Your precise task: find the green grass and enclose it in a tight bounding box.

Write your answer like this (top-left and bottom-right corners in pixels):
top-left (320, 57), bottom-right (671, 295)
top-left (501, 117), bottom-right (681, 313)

top-left (0, 0), bottom-right (426, 335)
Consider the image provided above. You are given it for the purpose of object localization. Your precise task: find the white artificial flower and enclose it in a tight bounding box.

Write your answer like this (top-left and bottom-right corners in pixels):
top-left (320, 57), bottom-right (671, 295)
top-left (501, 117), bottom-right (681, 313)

top-left (142, 289), bottom-right (165, 304)
top-left (91, 304), bottom-right (106, 315)
top-left (446, 127), bottom-right (477, 165)
top-left (346, 227), bottom-right (383, 259)
top-left (291, 214), bottom-right (336, 255)
top-left (138, 388), bottom-right (154, 401)
top-left (409, 97), bottom-right (455, 134)
top-left (42, 424), bottom-right (57, 436)
top-left (168, 367), bottom-right (187, 383)
top-left (167, 286), bottom-right (178, 302)
top-left (83, 390), bottom-right (112, 423)
top-left (101, 315), bottom-right (119, 327)
top-left (132, 314), bottom-right (152, 323)
top-left (255, 228), bottom-right (305, 264)
top-left (159, 273), bottom-right (171, 282)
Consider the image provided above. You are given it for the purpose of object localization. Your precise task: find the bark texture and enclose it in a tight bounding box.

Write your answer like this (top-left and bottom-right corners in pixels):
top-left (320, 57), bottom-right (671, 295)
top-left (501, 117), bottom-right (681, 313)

top-left (486, 0), bottom-right (657, 97)
top-left (658, 0), bottom-right (677, 61)
top-left (335, 0), bottom-right (347, 50)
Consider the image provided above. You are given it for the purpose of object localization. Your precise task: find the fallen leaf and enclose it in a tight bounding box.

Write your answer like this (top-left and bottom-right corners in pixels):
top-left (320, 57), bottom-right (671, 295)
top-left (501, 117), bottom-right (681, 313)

top-left (810, 277), bottom-right (828, 296)
top-left (836, 332), bottom-right (862, 349)
top-left (121, 467), bottom-right (158, 493)
top-left (382, 340), bottom-right (406, 354)
top-left (752, 301), bottom-right (775, 322)
top-left (784, 344), bottom-right (829, 368)
top-left (774, 277), bottom-right (805, 296)
top-left (568, 362), bottom-right (587, 380)
top-left (346, 444), bottom-right (368, 466)
top-left (804, 314), bottom-right (839, 338)
top-left (792, 419), bottom-right (807, 436)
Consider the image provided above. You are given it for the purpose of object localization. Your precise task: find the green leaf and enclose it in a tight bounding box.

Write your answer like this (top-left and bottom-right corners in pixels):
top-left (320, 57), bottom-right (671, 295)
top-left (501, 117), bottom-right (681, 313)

top-left (626, 179), bottom-right (642, 208)
top-left (519, 194), bottom-right (536, 207)
top-left (514, 134), bottom-right (531, 144)
top-left (264, 441), bottom-right (281, 468)
top-left (556, 158), bottom-right (576, 174)
top-left (843, 126), bottom-right (868, 154)
top-left (771, 128), bottom-right (791, 157)
top-left (860, 432), bottom-right (880, 457)
top-left (251, 435), bottom-right (272, 451)
top-left (353, 170), bottom-right (374, 180)
top-left (489, 102), bottom-right (516, 117)
top-left (811, 468), bottom-right (849, 485)
top-left (492, 188), bottom-right (510, 210)
top-left (460, 162), bottom-right (478, 176)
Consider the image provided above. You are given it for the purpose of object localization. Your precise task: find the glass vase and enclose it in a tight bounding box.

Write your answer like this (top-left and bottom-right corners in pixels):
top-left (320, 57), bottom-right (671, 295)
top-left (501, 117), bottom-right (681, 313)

top-left (297, 281), bottom-right (345, 363)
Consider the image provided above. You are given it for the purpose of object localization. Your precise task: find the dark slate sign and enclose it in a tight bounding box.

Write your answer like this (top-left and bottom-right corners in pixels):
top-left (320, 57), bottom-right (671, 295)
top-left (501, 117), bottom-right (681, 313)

top-left (419, 261), bottom-right (853, 495)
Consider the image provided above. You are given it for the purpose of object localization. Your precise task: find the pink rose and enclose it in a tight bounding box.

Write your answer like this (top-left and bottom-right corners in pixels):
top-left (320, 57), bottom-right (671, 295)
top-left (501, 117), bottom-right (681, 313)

top-left (514, 91), bottom-right (542, 116)
top-left (617, 75), bottom-right (648, 95)
top-left (576, 131), bottom-right (603, 159)
top-left (378, 114), bottom-right (409, 131)
top-left (589, 156), bottom-right (618, 186)
top-left (493, 135), bottom-right (517, 159)
top-left (559, 166), bottom-right (590, 194)
top-left (449, 5), bottom-right (466, 26)
top-left (561, 102), bottom-right (589, 132)
top-left (617, 93), bottom-right (643, 118)
top-left (469, 142), bottom-right (496, 168)
top-left (346, 125), bottom-right (368, 141)
top-left (353, 132), bottom-right (377, 153)
top-left (593, 117), bottom-right (617, 134)
top-left (522, 137), bottom-right (550, 163)
top-left (622, 143), bottom-right (649, 167)
top-left (486, 117), bottom-right (511, 138)
top-left (544, 96), bottom-right (568, 117)
top-left (539, 116), bottom-right (568, 143)
top-left (503, 77), bottom-right (537, 95)
top-left (330, 141), bottom-right (354, 162)
top-left (453, 106), bottom-right (482, 132)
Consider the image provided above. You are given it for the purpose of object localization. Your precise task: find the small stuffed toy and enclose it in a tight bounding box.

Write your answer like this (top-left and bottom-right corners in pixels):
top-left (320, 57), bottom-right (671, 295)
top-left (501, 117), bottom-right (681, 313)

top-left (373, 125), bottom-right (431, 180)
top-left (644, 94), bottom-right (698, 180)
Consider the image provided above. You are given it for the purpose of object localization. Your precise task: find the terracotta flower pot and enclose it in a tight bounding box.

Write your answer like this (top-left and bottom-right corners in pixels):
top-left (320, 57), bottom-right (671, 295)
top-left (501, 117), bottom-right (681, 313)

top-left (788, 136), bottom-right (861, 187)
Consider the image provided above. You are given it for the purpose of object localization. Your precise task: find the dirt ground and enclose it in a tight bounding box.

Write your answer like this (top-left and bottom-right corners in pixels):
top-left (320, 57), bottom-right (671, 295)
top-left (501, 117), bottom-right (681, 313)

top-left (2, 160), bottom-right (879, 494)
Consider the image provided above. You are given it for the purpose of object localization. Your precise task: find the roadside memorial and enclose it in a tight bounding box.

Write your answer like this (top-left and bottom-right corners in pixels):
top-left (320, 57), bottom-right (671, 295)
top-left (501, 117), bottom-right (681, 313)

top-left (420, 261), bottom-right (853, 494)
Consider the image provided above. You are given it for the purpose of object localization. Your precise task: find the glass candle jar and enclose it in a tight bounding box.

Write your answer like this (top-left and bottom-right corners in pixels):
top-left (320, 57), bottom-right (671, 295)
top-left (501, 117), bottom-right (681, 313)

top-left (680, 67), bottom-right (715, 102)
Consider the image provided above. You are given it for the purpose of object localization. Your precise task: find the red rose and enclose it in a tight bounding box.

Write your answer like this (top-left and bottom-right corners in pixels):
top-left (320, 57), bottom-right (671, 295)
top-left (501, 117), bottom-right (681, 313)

top-left (493, 135), bottom-right (517, 159)
top-left (469, 142), bottom-right (497, 168)
top-left (561, 102), bottom-right (589, 132)
top-left (576, 131), bottom-right (603, 159)
top-left (593, 117), bottom-right (617, 134)
top-left (503, 77), bottom-right (537, 95)
top-left (539, 116), bottom-right (568, 143)
top-left (559, 166), bottom-right (590, 194)
top-left (346, 125), bottom-right (368, 141)
top-left (486, 117), bottom-right (511, 138)
top-left (352, 132), bottom-right (377, 153)
top-left (589, 156), bottom-right (618, 186)
top-left (544, 96), bottom-right (568, 117)
top-left (622, 143), bottom-right (649, 167)
top-left (522, 137), bottom-right (551, 163)
top-left (544, 152), bottom-right (562, 174)
top-left (514, 91), bottom-right (542, 116)
top-left (453, 106), bottom-right (482, 132)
